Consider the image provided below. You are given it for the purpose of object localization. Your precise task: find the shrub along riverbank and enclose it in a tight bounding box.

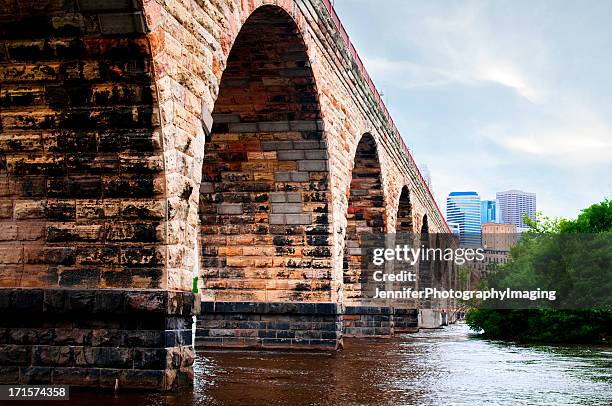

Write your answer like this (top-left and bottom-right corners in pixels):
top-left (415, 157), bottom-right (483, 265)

top-left (466, 199), bottom-right (612, 344)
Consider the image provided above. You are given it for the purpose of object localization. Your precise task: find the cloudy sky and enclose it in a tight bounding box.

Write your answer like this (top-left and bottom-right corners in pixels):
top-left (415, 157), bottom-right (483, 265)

top-left (334, 0), bottom-right (612, 219)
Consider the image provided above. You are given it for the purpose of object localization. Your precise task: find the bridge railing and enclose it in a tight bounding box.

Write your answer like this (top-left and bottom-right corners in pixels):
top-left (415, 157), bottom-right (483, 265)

top-left (321, 0), bottom-right (450, 232)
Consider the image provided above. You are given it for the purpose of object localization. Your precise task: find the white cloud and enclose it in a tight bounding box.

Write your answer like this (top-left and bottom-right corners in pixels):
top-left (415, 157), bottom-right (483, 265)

top-left (475, 63), bottom-right (540, 103)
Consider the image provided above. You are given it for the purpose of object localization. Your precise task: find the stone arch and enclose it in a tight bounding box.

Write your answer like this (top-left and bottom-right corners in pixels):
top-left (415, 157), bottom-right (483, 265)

top-left (395, 185), bottom-right (413, 233)
top-left (392, 185), bottom-right (416, 304)
top-left (198, 5), bottom-right (331, 304)
top-left (419, 214), bottom-right (432, 308)
top-left (342, 133), bottom-right (386, 304)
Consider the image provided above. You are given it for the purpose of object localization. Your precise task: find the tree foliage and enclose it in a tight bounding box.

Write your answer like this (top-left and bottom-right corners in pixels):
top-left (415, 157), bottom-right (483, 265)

top-left (466, 198), bottom-right (612, 343)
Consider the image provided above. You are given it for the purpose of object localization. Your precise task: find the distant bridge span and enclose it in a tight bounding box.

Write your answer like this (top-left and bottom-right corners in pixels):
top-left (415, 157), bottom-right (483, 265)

top-left (0, 0), bottom-right (457, 389)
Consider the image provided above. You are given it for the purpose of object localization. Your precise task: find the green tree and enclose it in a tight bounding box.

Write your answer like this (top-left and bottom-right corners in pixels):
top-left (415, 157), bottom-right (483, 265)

top-left (466, 198), bottom-right (612, 343)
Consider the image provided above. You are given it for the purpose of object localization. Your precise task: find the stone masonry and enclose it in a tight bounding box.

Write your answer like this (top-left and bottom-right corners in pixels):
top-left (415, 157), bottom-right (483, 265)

top-left (1, 0), bottom-right (457, 389)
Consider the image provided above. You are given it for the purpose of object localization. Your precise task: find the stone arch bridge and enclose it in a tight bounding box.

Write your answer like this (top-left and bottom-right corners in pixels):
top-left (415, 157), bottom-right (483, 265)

top-left (0, 0), bottom-right (458, 390)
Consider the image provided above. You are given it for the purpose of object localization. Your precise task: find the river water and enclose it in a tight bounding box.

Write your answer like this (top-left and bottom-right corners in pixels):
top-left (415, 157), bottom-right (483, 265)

top-left (67, 323), bottom-right (610, 405)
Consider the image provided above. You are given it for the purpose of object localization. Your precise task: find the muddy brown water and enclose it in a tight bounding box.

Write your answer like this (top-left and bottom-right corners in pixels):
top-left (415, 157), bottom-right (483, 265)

top-left (46, 323), bottom-right (611, 405)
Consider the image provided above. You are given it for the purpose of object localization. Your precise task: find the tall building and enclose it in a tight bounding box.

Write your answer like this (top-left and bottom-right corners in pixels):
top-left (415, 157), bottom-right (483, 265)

top-left (480, 199), bottom-right (500, 224)
top-left (418, 163), bottom-right (433, 192)
top-left (446, 191), bottom-right (481, 247)
top-left (496, 190), bottom-right (536, 231)
top-left (448, 222), bottom-right (461, 236)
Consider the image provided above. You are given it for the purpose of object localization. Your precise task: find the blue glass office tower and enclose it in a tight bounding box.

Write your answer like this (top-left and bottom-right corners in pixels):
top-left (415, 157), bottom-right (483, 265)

top-left (480, 199), bottom-right (499, 224)
top-left (447, 191), bottom-right (481, 247)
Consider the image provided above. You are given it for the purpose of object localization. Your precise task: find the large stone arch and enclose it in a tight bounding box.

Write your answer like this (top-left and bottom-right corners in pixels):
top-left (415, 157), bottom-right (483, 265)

top-left (198, 4), bottom-right (329, 303)
top-left (388, 185), bottom-right (420, 332)
top-left (195, 5), bottom-right (338, 350)
top-left (341, 132), bottom-right (386, 305)
top-left (418, 214), bottom-right (431, 305)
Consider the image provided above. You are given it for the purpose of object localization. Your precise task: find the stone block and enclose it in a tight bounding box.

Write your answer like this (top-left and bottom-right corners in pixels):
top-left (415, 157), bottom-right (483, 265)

top-left (262, 141), bottom-right (293, 151)
top-left (269, 214), bottom-right (285, 224)
top-left (293, 141), bottom-right (320, 149)
top-left (277, 150), bottom-right (305, 160)
top-left (19, 366), bottom-right (52, 384)
top-left (258, 121), bottom-right (290, 132)
top-left (297, 160), bottom-right (327, 171)
top-left (228, 123), bottom-right (257, 132)
top-left (285, 214), bottom-right (311, 225)
top-left (217, 203), bottom-right (242, 215)
top-left (304, 149), bottom-right (327, 160)
top-left (289, 121), bottom-right (318, 131)
top-left (211, 113), bottom-right (240, 123)
top-left (271, 203), bottom-right (302, 214)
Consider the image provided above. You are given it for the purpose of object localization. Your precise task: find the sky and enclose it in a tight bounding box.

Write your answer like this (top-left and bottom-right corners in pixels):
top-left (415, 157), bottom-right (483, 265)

top-left (333, 0), bottom-right (612, 219)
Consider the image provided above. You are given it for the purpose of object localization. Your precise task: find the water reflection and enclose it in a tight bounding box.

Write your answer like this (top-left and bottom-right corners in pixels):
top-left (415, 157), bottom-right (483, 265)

top-left (61, 323), bottom-right (611, 405)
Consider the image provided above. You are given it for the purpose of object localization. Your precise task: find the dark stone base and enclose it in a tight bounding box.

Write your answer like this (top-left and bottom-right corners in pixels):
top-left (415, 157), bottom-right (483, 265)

top-left (196, 302), bottom-right (342, 350)
top-left (392, 308), bottom-right (419, 333)
top-left (342, 306), bottom-right (393, 337)
top-left (0, 288), bottom-right (197, 390)
top-left (341, 306), bottom-right (419, 336)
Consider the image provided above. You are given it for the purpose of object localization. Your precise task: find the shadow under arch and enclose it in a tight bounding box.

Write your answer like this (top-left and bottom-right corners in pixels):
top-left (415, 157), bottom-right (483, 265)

top-left (396, 185), bottom-right (414, 233)
top-left (418, 214), bottom-right (433, 308)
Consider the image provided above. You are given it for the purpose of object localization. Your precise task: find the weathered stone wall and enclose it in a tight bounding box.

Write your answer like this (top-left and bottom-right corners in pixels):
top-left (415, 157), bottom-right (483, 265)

top-left (0, 0), bottom-right (198, 389)
top-left (343, 133), bottom-right (385, 304)
top-left (198, 6), bottom-right (332, 304)
top-left (196, 301), bottom-right (340, 350)
top-left (0, 0), bottom-right (167, 289)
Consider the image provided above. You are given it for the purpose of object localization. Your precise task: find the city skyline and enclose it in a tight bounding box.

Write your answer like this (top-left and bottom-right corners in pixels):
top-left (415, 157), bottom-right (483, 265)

top-left (445, 189), bottom-right (535, 242)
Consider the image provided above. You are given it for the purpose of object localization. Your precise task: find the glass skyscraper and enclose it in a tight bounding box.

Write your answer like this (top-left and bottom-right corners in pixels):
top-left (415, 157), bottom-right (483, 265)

top-left (480, 199), bottom-right (500, 224)
top-left (446, 191), bottom-right (481, 247)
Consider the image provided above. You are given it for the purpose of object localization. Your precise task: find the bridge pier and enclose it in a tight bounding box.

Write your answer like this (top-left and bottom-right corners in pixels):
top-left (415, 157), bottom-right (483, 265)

top-left (195, 302), bottom-right (341, 350)
top-left (342, 306), bottom-right (394, 338)
top-left (195, 303), bottom-right (421, 343)
top-left (418, 309), bottom-right (446, 329)
top-left (0, 288), bottom-right (197, 389)
top-left (392, 308), bottom-right (420, 333)
top-left (341, 306), bottom-right (419, 337)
